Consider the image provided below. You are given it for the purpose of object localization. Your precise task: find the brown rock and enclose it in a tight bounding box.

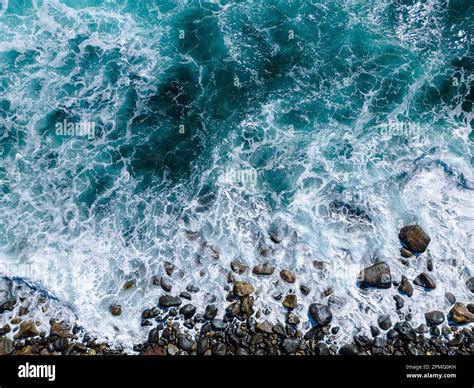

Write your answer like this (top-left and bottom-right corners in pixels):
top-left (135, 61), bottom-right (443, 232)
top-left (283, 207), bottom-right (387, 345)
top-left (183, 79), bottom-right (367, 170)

top-left (252, 263), bottom-right (275, 276)
top-left (164, 261), bottom-right (175, 276)
top-left (413, 272), bottom-right (436, 289)
top-left (282, 294), bottom-right (298, 309)
top-left (398, 275), bottom-right (414, 297)
top-left (0, 337), bottom-right (14, 355)
top-left (109, 304), bottom-right (122, 316)
top-left (400, 248), bottom-right (413, 258)
top-left (358, 262), bottom-right (392, 288)
top-left (399, 225), bottom-right (431, 253)
top-left (14, 321), bottom-right (39, 339)
top-left (449, 303), bottom-right (474, 324)
top-left (240, 296), bottom-right (254, 316)
top-left (280, 270), bottom-right (296, 283)
top-left (123, 279), bottom-right (136, 289)
top-left (233, 281), bottom-right (255, 297)
top-left (230, 260), bottom-right (248, 274)
top-left (50, 320), bottom-right (73, 339)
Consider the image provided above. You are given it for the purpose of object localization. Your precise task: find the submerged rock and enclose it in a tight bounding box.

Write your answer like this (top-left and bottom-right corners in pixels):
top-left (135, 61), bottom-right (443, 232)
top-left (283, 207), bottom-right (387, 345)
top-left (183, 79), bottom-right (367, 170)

top-left (466, 277), bottom-right (474, 293)
top-left (358, 262), bottom-right (392, 288)
top-left (252, 263), bottom-right (275, 276)
top-left (398, 275), bottom-right (414, 297)
top-left (230, 260), bottom-right (248, 274)
top-left (109, 304), bottom-right (122, 316)
top-left (449, 303), bottom-right (474, 324)
top-left (398, 225), bottom-right (430, 253)
top-left (413, 273), bottom-right (437, 289)
top-left (309, 303), bottom-right (332, 326)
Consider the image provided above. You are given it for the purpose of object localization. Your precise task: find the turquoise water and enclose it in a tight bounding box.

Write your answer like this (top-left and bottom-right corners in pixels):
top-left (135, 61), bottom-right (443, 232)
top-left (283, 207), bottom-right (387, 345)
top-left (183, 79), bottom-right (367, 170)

top-left (0, 0), bottom-right (473, 346)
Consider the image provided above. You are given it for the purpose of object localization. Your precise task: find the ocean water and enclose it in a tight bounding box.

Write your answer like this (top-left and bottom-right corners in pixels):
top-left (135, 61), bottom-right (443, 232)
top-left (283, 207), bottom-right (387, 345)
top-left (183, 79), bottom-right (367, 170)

top-left (0, 0), bottom-right (473, 349)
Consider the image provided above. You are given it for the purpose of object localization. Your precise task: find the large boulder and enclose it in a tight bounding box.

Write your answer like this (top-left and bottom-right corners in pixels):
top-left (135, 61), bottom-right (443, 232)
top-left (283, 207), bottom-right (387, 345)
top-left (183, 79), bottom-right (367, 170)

top-left (398, 225), bottom-right (430, 253)
top-left (358, 262), bottom-right (392, 288)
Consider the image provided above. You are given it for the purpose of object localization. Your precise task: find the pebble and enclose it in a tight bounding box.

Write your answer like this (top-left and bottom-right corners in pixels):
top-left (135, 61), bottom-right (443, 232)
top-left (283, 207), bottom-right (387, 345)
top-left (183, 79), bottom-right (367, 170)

top-left (425, 311), bottom-right (445, 326)
top-left (398, 276), bottom-right (414, 297)
top-left (158, 295), bottom-right (182, 307)
top-left (252, 263), bottom-right (275, 276)
top-left (300, 285), bottom-right (310, 296)
top-left (445, 292), bottom-right (456, 305)
top-left (413, 272), bottom-right (437, 289)
top-left (377, 315), bottom-right (392, 330)
top-left (160, 277), bottom-right (172, 292)
top-left (109, 304), bottom-right (122, 316)
top-left (466, 278), bottom-right (474, 293)
top-left (400, 248), bottom-right (413, 258)
top-left (280, 270), bottom-right (296, 283)
top-left (230, 260), bottom-right (248, 274)
top-left (179, 304), bottom-right (196, 319)
top-left (204, 304), bottom-right (218, 320)
top-left (211, 319), bottom-right (227, 331)
top-left (177, 333), bottom-right (193, 351)
top-left (393, 295), bottom-right (404, 309)
top-left (282, 294), bottom-right (297, 309)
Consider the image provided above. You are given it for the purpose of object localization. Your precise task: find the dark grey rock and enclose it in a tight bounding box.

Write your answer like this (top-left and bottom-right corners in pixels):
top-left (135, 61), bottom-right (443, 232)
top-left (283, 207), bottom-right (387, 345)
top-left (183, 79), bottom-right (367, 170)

top-left (445, 292), bottom-right (456, 305)
top-left (398, 276), bottom-right (414, 297)
top-left (394, 295), bottom-right (404, 309)
top-left (158, 295), bottom-right (182, 307)
top-left (425, 311), bottom-right (445, 326)
top-left (177, 333), bottom-right (193, 351)
top-left (211, 319), bottom-right (227, 331)
top-left (204, 305), bottom-right (218, 320)
top-left (377, 315), bottom-right (392, 330)
top-left (413, 273), bottom-right (436, 289)
top-left (281, 338), bottom-right (300, 353)
top-left (309, 303), bottom-right (332, 326)
top-left (338, 344), bottom-right (359, 355)
top-left (179, 304), bottom-right (196, 319)
top-left (358, 262), bottom-right (392, 288)
top-left (466, 277), bottom-right (474, 293)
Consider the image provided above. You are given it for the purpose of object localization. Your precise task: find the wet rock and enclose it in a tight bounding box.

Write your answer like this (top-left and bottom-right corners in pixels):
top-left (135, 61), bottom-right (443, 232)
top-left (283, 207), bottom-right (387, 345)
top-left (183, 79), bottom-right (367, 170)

top-left (160, 277), bottom-right (172, 292)
top-left (312, 261), bottom-right (326, 270)
top-left (398, 276), bottom-right (414, 297)
top-left (109, 304), bottom-right (122, 316)
top-left (204, 304), bottom-right (218, 320)
top-left (398, 225), bottom-right (431, 253)
top-left (167, 343), bottom-right (179, 356)
top-left (177, 333), bottom-right (193, 351)
top-left (179, 304), bottom-right (196, 319)
top-left (287, 313), bottom-right (300, 326)
top-left (280, 270), bottom-right (296, 284)
top-left (281, 338), bottom-right (300, 354)
top-left (309, 303), bottom-right (332, 326)
top-left (179, 292), bottom-right (192, 300)
top-left (19, 307), bottom-right (29, 316)
top-left (449, 303), bottom-right (474, 324)
top-left (0, 324), bottom-right (11, 335)
top-left (240, 296), bottom-right (254, 317)
top-left (315, 342), bottom-right (330, 355)
top-left (123, 279), bottom-right (136, 289)
top-left (467, 304), bottom-right (474, 314)
top-left (0, 299), bottom-right (16, 313)
top-left (10, 317), bottom-right (21, 325)
top-left (413, 273), bottom-right (436, 289)
top-left (393, 295), bottom-right (404, 310)
top-left (370, 326), bottom-right (380, 337)
top-left (148, 328), bottom-right (160, 343)
top-left (425, 311), bottom-right (445, 326)
top-left (227, 272), bottom-right (235, 284)
top-left (300, 285), bottom-right (310, 296)
top-left (358, 262), bottom-right (392, 288)
top-left (377, 315), bottom-right (392, 330)
top-left (256, 320), bottom-right (274, 334)
top-left (0, 337), bottom-right (13, 355)
top-left (282, 294), bottom-right (298, 309)
top-left (211, 319), bottom-right (227, 331)
top-left (400, 248), bottom-right (413, 258)
top-left (14, 321), bottom-right (39, 339)
top-left (141, 307), bottom-right (159, 319)
top-left (427, 258), bottom-right (433, 272)
top-left (252, 263), bottom-right (275, 276)
top-left (213, 343), bottom-right (227, 356)
top-left (466, 278), bottom-right (474, 293)
top-left (373, 337), bottom-right (387, 348)
top-left (233, 281), bottom-right (255, 297)
top-left (49, 320), bottom-right (73, 339)
top-left (445, 292), bottom-right (456, 305)
top-left (186, 284), bottom-right (199, 293)
top-left (394, 321), bottom-right (416, 341)
top-left (197, 337), bottom-right (209, 354)
top-left (158, 295), bottom-right (182, 308)
top-left (230, 260), bottom-right (248, 274)
top-left (164, 262), bottom-right (175, 276)
top-left (338, 344), bottom-right (358, 355)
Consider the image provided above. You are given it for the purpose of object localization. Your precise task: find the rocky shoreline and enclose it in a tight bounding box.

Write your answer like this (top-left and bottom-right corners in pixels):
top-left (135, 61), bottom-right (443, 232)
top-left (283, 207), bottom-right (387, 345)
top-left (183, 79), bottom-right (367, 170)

top-left (1, 225), bottom-right (473, 356)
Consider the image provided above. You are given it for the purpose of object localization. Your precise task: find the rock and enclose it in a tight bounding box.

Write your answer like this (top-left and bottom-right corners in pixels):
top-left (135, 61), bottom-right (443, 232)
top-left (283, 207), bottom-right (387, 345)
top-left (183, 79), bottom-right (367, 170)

top-left (0, 337), bottom-right (14, 355)
top-left (141, 307), bottom-right (159, 319)
top-left (281, 338), bottom-right (300, 354)
top-left (370, 325), bottom-right (380, 337)
top-left (233, 281), bottom-right (255, 297)
top-left (398, 276), bottom-right (414, 297)
top-left (49, 320), bottom-right (73, 339)
top-left (467, 304), bottom-right (474, 314)
top-left (309, 303), bottom-right (332, 326)
top-left (377, 315), bottom-right (392, 330)
top-left (256, 320), bottom-right (274, 334)
top-left (212, 343), bottom-right (227, 356)
top-left (466, 277), bottom-right (474, 293)
top-left (425, 311), bottom-right (445, 326)
top-left (179, 292), bottom-right (192, 300)
top-left (123, 279), bottom-right (136, 289)
top-left (280, 270), bottom-right (296, 283)
top-left (109, 304), bottom-right (122, 316)
top-left (315, 342), bottom-right (330, 355)
top-left (148, 328), bottom-right (160, 343)
top-left (19, 307), bottom-right (29, 316)
top-left (179, 304), bottom-right (196, 319)
top-left (164, 262), bottom-right (174, 276)
top-left (393, 295), bottom-right (404, 309)
top-left (287, 313), bottom-right (300, 326)
top-left (160, 277), bottom-right (172, 292)
top-left (358, 262), bottom-right (392, 288)
top-left (252, 263), bottom-right (275, 276)
top-left (0, 324), bottom-right (11, 335)
top-left (312, 261), bottom-right (326, 270)
top-left (449, 303), bottom-right (474, 324)
top-left (185, 230), bottom-right (199, 241)
top-left (204, 304), bottom-right (218, 320)
top-left (14, 321), bottom-right (39, 339)
top-left (167, 343), bottom-right (179, 356)
top-left (227, 272), bottom-right (235, 283)
top-left (400, 248), bottom-right (413, 258)
top-left (300, 285), bottom-right (310, 296)
top-left (186, 284), bottom-right (199, 293)
top-left (158, 295), bottom-right (182, 307)
top-left (269, 232), bottom-right (282, 244)
top-left (211, 319), bottom-right (227, 331)
top-left (427, 258), bottom-right (433, 272)
top-left (413, 273), bottom-right (436, 289)
top-left (10, 317), bottom-right (21, 324)
top-left (398, 225), bottom-right (431, 253)
top-left (230, 260), bottom-right (248, 274)
top-left (177, 333), bottom-right (193, 351)
top-left (445, 292), bottom-right (456, 305)
top-left (282, 294), bottom-right (297, 309)
top-left (240, 296), bottom-right (254, 317)
top-left (338, 344), bottom-right (358, 355)
top-left (197, 337), bottom-right (209, 354)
